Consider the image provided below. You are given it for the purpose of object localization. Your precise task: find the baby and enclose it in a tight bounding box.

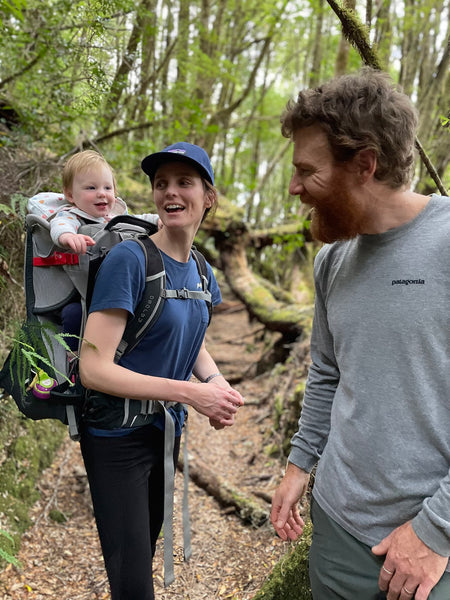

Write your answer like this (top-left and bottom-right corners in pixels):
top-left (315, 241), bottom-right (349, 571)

top-left (52, 149), bottom-right (159, 253)
top-left (51, 150), bottom-right (159, 352)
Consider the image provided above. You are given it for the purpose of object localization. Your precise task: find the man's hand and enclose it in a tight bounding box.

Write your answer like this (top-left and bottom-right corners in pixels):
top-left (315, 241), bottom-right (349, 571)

top-left (270, 462), bottom-right (310, 541)
top-left (372, 521), bottom-right (448, 600)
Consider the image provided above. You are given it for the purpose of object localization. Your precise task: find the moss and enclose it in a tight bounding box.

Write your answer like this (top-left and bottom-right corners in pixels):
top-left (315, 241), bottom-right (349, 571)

top-left (0, 395), bottom-right (66, 566)
top-left (241, 284), bottom-right (312, 333)
top-left (294, 381), bottom-right (306, 401)
top-left (273, 394), bottom-right (284, 428)
top-left (264, 443), bottom-right (280, 458)
top-left (251, 520), bottom-right (313, 600)
top-left (49, 509), bottom-right (67, 523)
top-left (215, 196), bottom-right (245, 223)
top-left (115, 176), bottom-right (156, 213)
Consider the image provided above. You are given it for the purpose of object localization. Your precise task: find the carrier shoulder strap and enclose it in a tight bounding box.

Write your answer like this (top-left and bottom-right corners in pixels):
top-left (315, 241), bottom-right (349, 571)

top-left (24, 223), bottom-right (37, 319)
top-left (192, 246), bottom-right (212, 325)
top-left (114, 236), bottom-right (165, 362)
top-left (114, 236), bottom-right (212, 362)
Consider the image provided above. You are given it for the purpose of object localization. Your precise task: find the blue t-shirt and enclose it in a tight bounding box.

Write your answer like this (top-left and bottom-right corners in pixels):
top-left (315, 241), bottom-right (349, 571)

top-left (87, 239), bottom-right (222, 435)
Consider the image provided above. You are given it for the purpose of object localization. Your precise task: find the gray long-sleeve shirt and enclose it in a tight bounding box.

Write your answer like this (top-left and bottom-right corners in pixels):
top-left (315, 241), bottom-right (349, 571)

top-left (289, 194), bottom-right (450, 564)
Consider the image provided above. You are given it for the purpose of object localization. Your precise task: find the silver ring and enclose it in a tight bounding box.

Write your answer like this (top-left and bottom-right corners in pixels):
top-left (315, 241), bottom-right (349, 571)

top-left (382, 565), bottom-right (394, 575)
top-left (403, 587), bottom-right (414, 595)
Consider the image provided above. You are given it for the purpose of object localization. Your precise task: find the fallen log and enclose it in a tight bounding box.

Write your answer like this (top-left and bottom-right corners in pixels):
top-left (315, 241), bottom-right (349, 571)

top-left (178, 453), bottom-right (269, 527)
top-left (201, 202), bottom-right (312, 339)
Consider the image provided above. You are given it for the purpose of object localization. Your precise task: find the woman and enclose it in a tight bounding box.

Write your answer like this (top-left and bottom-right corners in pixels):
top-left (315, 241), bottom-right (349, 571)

top-left (79, 142), bottom-right (244, 599)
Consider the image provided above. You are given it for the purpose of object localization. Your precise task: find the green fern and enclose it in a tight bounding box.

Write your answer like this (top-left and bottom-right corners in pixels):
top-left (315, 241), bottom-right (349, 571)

top-left (0, 203), bottom-right (13, 215)
top-left (10, 194), bottom-right (29, 220)
top-left (0, 194), bottom-right (29, 220)
top-left (7, 320), bottom-right (76, 392)
top-left (0, 530), bottom-right (21, 568)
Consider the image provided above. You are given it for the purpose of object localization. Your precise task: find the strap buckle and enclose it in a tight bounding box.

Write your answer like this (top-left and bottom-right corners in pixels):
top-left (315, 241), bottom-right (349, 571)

top-left (175, 288), bottom-right (189, 299)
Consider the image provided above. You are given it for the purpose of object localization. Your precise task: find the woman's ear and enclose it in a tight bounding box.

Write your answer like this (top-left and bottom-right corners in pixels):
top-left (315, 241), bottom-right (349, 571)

top-left (204, 188), bottom-right (216, 209)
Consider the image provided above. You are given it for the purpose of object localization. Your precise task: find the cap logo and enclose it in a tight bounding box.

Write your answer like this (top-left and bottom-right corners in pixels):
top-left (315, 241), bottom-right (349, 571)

top-left (168, 149), bottom-right (186, 155)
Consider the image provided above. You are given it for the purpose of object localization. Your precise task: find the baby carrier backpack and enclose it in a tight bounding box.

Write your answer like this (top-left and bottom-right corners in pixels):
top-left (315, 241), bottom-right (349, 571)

top-left (0, 192), bottom-right (212, 440)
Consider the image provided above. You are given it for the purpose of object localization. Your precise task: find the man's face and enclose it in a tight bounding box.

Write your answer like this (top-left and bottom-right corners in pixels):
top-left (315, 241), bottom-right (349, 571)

top-left (289, 125), bottom-right (369, 243)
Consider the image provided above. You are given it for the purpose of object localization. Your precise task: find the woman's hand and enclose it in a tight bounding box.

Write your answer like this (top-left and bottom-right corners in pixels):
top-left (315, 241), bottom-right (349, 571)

top-left (209, 418), bottom-right (225, 430)
top-left (189, 380), bottom-right (243, 426)
top-left (206, 377), bottom-right (242, 428)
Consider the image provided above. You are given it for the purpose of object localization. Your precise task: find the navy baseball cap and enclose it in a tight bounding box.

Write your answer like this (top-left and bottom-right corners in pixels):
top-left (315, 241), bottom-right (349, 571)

top-left (141, 142), bottom-right (214, 185)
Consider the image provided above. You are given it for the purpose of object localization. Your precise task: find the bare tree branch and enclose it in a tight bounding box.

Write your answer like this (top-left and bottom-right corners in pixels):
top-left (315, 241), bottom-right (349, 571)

top-left (0, 48), bottom-right (47, 91)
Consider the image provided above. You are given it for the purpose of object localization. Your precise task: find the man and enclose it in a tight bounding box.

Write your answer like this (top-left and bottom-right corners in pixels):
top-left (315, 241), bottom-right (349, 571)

top-left (270, 67), bottom-right (450, 600)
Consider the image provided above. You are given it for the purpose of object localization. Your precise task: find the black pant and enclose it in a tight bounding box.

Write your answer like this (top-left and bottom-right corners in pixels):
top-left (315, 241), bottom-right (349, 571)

top-left (80, 424), bottom-right (180, 600)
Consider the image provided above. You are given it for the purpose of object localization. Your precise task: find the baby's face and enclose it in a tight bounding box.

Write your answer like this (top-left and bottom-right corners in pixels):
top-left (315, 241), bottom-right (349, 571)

top-left (66, 165), bottom-right (116, 218)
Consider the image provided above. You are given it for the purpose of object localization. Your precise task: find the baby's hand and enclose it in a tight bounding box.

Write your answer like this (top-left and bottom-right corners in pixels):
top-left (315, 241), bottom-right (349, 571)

top-left (58, 232), bottom-right (96, 254)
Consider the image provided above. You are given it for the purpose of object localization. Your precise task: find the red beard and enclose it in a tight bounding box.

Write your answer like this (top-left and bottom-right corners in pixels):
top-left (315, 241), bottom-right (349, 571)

top-left (307, 172), bottom-right (369, 243)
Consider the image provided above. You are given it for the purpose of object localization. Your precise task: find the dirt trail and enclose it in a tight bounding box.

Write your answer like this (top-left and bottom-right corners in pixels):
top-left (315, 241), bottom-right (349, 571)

top-left (0, 295), bottom-right (292, 600)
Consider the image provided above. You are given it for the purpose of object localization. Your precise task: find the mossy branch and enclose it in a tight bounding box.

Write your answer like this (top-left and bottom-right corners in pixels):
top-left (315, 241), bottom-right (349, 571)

top-left (326, 0), bottom-right (448, 196)
top-left (414, 138), bottom-right (448, 196)
top-left (326, 0), bottom-right (383, 69)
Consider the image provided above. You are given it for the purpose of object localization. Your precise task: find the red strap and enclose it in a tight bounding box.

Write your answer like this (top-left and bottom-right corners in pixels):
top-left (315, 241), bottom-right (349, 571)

top-left (33, 252), bottom-right (79, 266)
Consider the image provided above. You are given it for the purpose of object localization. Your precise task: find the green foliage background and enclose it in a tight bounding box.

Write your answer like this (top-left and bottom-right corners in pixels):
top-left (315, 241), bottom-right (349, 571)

top-left (1, 0), bottom-right (447, 326)
top-left (1, 0), bottom-right (448, 210)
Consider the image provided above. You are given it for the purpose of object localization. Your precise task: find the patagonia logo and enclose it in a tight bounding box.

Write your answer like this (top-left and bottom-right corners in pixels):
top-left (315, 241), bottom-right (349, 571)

top-left (168, 149), bottom-right (186, 155)
top-left (391, 279), bottom-right (425, 286)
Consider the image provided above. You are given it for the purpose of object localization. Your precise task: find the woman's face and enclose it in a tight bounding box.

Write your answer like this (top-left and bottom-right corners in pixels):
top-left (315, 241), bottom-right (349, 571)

top-left (152, 162), bottom-right (213, 230)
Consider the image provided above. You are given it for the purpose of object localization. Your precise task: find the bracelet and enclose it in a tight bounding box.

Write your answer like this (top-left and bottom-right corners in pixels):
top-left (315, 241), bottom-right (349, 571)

top-left (204, 372), bottom-right (223, 383)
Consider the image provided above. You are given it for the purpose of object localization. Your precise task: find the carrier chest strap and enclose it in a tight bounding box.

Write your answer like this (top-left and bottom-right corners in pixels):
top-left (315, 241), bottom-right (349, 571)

top-left (161, 288), bottom-right (212, 301)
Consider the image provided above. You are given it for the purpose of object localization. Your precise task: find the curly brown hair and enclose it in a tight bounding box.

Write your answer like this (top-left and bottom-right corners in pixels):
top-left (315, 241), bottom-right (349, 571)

top-left (281, 67), bottom-right (419, 188)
